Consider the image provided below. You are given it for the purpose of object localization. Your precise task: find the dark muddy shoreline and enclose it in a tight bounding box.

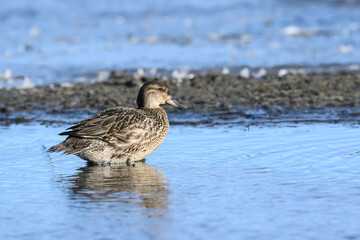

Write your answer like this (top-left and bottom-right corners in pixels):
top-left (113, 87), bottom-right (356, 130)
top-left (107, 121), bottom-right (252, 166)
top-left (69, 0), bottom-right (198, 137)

top-left (1, 71), bottom-right (360, 115)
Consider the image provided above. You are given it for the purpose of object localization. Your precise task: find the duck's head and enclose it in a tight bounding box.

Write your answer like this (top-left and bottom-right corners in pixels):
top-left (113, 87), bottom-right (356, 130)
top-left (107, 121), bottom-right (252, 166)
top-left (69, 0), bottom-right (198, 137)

top-left (137, 81), bottom-right (185, 109)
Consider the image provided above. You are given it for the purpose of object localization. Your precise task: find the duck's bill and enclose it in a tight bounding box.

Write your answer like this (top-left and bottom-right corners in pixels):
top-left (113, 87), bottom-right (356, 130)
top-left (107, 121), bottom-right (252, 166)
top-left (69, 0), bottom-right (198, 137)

top-left (166, 97), bottom-right (186, 109)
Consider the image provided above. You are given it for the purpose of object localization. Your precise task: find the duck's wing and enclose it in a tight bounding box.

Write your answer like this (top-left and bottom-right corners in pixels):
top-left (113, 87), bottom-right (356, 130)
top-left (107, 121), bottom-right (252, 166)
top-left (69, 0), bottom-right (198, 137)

top-left (59, 107), bottom-right (148, 139)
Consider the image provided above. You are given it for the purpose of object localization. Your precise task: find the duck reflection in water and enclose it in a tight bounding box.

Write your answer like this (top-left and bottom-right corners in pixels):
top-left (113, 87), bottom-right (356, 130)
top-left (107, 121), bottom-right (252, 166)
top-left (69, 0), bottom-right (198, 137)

top-left (66, 161), bottom-right (169, 210)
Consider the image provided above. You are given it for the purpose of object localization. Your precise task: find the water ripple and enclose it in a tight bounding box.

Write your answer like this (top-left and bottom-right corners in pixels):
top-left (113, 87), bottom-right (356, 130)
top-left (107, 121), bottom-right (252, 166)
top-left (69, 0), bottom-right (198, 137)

top-left (1, 122), bottom-right (360, 239)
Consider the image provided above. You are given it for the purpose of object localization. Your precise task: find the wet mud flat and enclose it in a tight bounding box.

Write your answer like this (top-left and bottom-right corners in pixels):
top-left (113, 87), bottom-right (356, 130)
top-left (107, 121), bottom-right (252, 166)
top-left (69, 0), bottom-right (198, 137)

top-left (1, 71), bottom-right (360, 117)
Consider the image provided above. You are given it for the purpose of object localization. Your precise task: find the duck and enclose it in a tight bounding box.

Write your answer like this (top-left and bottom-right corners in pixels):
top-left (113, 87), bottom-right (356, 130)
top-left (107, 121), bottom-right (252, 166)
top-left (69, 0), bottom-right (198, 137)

top-left (49, 81), bottom-right (185, 164)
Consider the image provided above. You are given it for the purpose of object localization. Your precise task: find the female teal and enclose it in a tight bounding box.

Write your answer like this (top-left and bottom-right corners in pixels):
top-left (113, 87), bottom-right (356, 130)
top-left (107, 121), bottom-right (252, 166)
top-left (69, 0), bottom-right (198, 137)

top-left (49, 81), bottom-right (185, 164)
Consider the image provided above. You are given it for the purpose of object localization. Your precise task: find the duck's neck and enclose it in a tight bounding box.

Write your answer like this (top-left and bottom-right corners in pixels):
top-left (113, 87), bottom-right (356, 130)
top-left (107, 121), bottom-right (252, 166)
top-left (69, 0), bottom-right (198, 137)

top-left (137, 92), bottom-right (162, 109)
top-left (138, 104), bottom-right (163, 110)
top-left (139, 102), bottom-right (162, 109)
top-left (143, 107), bottom-right (169, 125)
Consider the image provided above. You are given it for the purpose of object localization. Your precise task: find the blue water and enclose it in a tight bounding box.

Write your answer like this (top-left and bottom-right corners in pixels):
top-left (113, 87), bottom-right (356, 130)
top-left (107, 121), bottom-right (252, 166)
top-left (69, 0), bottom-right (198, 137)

top-left (1, 0), bottom-right (360, 86)
top-left (1, 120), bottom-right (360, 240)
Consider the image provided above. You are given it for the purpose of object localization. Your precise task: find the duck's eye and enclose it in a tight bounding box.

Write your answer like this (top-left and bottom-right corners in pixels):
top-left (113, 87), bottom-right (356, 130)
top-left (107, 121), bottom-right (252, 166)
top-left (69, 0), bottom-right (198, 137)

top-left (158, 88), bottom-right (166, 92)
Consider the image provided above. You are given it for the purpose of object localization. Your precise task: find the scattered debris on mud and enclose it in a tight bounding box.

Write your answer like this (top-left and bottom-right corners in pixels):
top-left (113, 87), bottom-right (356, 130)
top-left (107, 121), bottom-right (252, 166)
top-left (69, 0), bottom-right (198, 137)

top-left (1, 71), bottom-right (360, 114)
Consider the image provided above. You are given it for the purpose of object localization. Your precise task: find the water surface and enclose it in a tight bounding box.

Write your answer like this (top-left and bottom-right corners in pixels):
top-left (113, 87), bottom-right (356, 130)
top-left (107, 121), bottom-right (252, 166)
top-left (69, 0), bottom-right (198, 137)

top-left (1, 120), bottom-right (360, 239)
top-left (1, 0), bottom-right (360, 86)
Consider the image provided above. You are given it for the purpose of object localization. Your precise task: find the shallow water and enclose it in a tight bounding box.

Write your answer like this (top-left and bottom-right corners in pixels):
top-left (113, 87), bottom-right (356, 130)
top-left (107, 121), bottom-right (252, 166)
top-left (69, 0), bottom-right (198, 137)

top-left (1, 120), bottom-right (360, 240)
top-left (1, 0), bottom-right (360, 86)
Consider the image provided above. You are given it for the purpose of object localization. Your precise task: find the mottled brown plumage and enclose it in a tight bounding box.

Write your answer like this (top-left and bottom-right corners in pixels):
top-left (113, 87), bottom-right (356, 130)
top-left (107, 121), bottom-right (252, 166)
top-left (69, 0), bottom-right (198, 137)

top-left (49, 81), bottom-right (185, 164)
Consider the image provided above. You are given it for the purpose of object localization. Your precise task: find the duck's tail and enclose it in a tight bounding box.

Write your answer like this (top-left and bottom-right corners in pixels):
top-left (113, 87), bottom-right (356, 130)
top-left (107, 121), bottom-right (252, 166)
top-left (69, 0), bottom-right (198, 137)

top-left (47, 143), bottom-right (64, 153)
top-left (48, 137), bottom-right (91, 155)
top-left (47, 142), bottom-right (78, 154)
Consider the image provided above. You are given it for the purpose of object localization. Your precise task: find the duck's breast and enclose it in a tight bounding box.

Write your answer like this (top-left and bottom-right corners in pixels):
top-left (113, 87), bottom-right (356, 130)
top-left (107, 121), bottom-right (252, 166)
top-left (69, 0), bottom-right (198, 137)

top-left (109, 108), bottom-right (170, 161)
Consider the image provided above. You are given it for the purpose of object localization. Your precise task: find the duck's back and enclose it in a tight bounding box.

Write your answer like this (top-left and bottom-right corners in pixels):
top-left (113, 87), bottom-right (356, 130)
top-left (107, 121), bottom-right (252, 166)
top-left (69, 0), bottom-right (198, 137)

top-left (50, 106), bottom-right (170, 164)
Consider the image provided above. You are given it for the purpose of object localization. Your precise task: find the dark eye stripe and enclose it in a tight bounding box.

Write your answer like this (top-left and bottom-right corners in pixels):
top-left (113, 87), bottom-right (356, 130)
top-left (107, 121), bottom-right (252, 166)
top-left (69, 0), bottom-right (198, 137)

top-left (147, 87), bottom-right (161, 91)
top-left (146, 85), bottom-right (167, 92)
